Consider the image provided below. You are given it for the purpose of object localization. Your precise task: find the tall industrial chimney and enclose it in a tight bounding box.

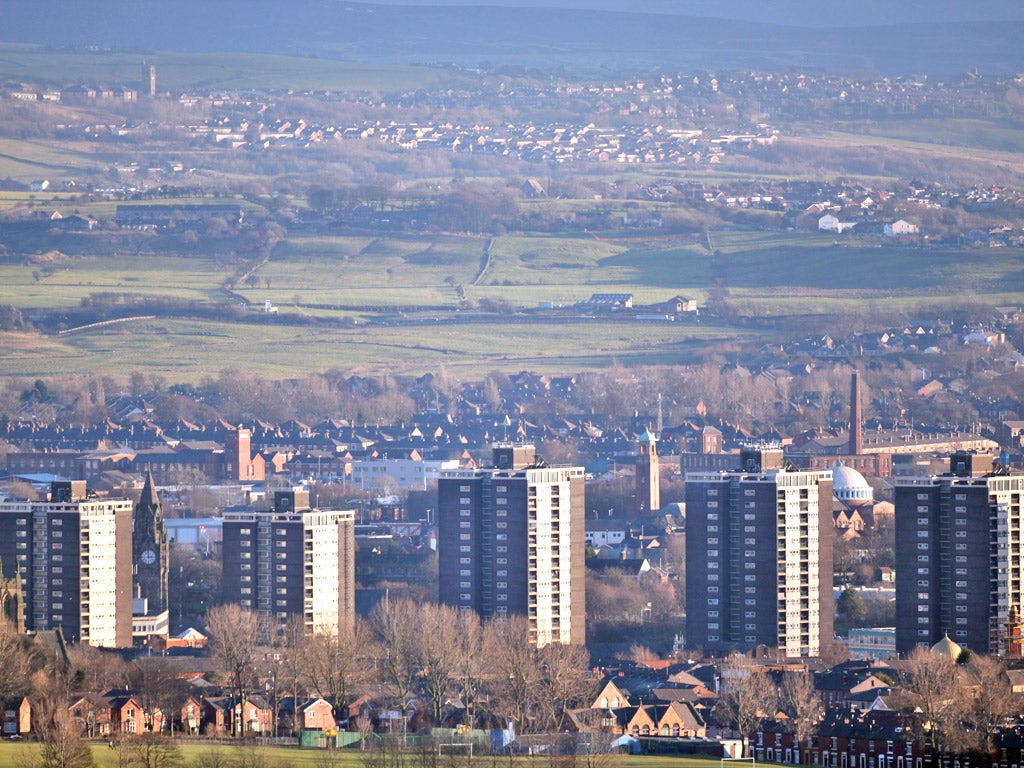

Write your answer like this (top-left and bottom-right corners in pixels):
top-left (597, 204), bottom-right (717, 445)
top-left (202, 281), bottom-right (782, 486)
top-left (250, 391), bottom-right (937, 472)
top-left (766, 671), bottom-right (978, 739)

top-left (849, 372), bottom-right (863, 455)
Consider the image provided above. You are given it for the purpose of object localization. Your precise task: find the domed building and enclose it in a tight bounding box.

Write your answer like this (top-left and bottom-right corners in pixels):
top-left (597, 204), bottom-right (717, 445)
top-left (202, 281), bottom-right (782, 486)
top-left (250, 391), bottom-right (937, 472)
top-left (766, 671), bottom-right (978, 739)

top-left (832, 460), bottom-right (874, 509)
top-left (931, 634), bottom-right (963, 661)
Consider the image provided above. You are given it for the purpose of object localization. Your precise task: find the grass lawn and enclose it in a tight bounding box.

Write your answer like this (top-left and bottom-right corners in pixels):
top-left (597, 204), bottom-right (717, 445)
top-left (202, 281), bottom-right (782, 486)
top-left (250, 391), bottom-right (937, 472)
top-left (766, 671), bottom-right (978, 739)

top-left (0, 741), bottom-right (733, 768)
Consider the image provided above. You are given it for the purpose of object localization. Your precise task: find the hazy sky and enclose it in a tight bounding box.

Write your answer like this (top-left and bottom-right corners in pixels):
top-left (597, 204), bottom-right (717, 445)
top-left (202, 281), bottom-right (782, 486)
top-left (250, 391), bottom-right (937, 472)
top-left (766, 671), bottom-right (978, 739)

top-left (361, 0), bottom-right (1024, 26)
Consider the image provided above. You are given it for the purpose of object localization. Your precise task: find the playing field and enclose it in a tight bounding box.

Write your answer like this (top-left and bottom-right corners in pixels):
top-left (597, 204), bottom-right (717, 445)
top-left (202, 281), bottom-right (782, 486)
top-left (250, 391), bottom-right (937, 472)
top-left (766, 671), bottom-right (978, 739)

top-left (0, 741), bottom-right (732, 768)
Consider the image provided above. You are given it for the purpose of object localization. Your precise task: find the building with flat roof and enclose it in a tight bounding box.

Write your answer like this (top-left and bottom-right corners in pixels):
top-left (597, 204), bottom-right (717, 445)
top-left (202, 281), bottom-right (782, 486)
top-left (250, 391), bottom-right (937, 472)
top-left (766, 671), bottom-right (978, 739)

top-left (895, 452), bottom-right (1024, 655)
top-left (222, 490), bottom-right (355, 636)
top-left (685, 446), bottom-right (834, 658)
top-left (0, 481), bottom-right (133, 647)
top-left (437, 444), bottom-right (585, 647)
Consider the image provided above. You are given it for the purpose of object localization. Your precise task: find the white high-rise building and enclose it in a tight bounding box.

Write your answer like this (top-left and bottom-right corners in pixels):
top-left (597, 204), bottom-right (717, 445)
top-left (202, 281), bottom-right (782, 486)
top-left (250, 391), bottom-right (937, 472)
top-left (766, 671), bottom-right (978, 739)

top-left (437, 444), bottom-right (586, 647)
top-left (685, 447), bottom-right (834, 658)
top-left (222, 490), bottom-right (355, 636)
top-left (0, 481), bottom-right (134, 647)
top-left (895, 452), bottom-right (1024, 655)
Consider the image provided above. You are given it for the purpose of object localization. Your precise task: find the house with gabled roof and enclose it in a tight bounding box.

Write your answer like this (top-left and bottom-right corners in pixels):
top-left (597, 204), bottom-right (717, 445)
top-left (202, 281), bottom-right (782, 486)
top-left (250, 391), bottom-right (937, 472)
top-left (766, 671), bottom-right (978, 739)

top-left (656, 700), bottom-right (706, 738)
top-left (591, 679), bottom-right (633, 710)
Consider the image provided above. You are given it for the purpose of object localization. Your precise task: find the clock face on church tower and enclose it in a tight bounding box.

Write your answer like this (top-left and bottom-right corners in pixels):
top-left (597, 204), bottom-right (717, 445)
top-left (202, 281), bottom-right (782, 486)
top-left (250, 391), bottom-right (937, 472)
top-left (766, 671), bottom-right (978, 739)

top-left (141, 549), bottom-right (157, 565)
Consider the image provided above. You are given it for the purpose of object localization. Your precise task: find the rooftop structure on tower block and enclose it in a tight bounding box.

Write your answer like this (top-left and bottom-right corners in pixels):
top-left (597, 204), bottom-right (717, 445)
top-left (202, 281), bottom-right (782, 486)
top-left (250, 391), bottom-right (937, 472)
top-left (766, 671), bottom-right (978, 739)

top-left (895, 451), bottom-right (1024, 656)
top-left (437, 443), bottom-right (586, 647)
top-left (0, 481), bottom-right (134, 647)
top-left (685, 446), bottom-right (834, 658)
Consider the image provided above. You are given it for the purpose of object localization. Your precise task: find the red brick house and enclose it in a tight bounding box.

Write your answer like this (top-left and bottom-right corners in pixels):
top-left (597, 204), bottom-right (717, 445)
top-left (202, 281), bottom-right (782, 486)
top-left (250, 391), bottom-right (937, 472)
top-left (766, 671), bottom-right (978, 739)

top-left (1, 697), bottom-right (31, 737)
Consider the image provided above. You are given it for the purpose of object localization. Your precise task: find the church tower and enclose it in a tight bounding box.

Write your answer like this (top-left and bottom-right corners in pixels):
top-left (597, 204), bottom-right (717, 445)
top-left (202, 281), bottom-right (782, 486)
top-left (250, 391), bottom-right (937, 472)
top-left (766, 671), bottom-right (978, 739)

top-left (133, 471), bottom-right (169, 633)
top-left (635, 429), bottom-right (661, 517)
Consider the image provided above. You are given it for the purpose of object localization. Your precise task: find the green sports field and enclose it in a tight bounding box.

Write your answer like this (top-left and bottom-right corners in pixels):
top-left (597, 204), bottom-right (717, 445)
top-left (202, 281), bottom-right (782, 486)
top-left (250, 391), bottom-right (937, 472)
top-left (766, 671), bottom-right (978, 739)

top-left (0, 741), bottom-right (733, 768)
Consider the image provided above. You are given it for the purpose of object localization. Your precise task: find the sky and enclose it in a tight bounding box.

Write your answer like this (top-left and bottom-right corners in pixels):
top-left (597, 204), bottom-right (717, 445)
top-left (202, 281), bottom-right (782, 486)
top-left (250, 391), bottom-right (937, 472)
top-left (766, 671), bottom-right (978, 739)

top-left (359, 0), bottom-right (1024, 26)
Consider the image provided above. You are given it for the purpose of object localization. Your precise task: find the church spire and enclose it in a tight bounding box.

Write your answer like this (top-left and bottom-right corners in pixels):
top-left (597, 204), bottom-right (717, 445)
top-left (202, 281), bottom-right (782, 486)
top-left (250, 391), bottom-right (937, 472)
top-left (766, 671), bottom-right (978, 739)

top-left (139, 470), bottom-right (159, 514)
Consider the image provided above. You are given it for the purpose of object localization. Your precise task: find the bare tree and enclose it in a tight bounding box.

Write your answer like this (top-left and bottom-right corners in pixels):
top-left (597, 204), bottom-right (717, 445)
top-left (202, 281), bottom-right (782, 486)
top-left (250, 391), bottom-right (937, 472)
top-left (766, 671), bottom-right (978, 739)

top-left (130, 658), bottom-right (192, 735)
top-left (304, 620), bottom-right (369, 724)
top-left (488, 615), bottom-right (543, 734)
top-left (0, 616), bottom-right (37, 701)
top-left (369, 597), bottom-right (422, 720)
top-left (537, 641), bottom-right (592, 731)
top-left (452, 609), bottom-right (487, 731)
top-left (24, 669), bottom-right (94, 768)
top-left (205, 604), bottom-right (265, 737)
top-left (902, 648), bottom-right (965, 757)
top-left (965, 654), bottom-right (1016, 753)
top-left (715, 655), bottom-right (779, 757)
top-left (118, 734), bottom-right (184, 768)
top-left (780, 670), bottom-right (822, 763)
top-left (417, 602), bottom-right (463, 725)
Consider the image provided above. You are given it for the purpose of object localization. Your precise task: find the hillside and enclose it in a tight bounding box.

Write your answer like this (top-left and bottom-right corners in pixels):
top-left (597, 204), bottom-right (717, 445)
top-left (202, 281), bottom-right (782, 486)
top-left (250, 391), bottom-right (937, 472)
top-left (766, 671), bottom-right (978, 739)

top-left (2, 1), bottom-right (1023, 76)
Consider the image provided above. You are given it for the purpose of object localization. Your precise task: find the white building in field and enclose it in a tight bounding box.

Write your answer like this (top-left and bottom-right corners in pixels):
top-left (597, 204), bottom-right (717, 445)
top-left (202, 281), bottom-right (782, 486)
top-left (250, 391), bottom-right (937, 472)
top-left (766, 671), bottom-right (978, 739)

top-left (819, 213), bottom-right (857, 234)
top-left (884, 219), bottom-right (919, 236)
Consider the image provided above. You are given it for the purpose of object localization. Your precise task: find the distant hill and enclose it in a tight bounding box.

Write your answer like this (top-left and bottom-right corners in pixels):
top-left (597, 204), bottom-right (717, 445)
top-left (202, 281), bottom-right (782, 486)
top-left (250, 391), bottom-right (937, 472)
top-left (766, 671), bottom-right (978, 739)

top-left (2, 0), bottom-right (1023, 76)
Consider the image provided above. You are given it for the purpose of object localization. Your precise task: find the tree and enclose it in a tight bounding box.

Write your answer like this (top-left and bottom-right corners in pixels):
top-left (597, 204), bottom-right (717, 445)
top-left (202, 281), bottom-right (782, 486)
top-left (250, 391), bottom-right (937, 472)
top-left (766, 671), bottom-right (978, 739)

top-left (130, 658), bottom-right (192, 735)
top-left (416, 602), bottom-right (462, 725)
top-left (716, 655), bottom-right (778, 757)
top-left (25, 669), bottom-right (94, 768)
top-left (489, 615), bottom-right (543, 734)
top-left (368, 597), bottom-right (421, 722)
top-left (205, 604), bottom-right (265, 737)
top-left (303, 620), bottom-right (369, 724)
top-left (118, 734), bottom-right (183, 768)
top-left (780, 671), bottom-right (822, 763)
top-left (0, 616), bottom-right (37, 701)
top-left (537, 641), bottom-right (592, 731)
top-left (964, 654), bottom-right (1016, 753)
top-left (901, 648), bottom-right (965, 757)
top-left (836, 587), bottom-right (869, 626)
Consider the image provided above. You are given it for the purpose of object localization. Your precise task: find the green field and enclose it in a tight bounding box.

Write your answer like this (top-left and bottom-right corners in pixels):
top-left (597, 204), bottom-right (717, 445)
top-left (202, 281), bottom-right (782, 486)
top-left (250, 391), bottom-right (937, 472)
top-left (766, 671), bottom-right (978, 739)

top-left (0, 741), bottom-right (728, 768)
top-left (0, 226), bottom-right (1022, 382)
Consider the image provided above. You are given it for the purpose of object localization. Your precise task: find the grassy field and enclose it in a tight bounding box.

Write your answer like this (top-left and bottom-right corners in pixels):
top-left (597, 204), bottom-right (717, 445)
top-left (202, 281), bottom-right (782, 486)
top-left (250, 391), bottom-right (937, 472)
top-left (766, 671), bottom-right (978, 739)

top-left (1, 225), bottom-right (1023, 382)
top-left (0, 741), bottom-right (729, 768)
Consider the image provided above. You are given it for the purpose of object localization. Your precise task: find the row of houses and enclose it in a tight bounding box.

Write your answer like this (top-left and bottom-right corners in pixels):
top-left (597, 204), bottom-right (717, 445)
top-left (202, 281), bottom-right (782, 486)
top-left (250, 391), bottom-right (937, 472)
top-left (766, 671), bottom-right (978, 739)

top-left (4, 690), bottom-right (342, 739)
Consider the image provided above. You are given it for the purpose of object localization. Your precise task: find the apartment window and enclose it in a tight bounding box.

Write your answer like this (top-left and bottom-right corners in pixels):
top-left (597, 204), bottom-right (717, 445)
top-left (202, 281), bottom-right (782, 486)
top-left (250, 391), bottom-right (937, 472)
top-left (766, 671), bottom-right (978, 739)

top-left (460, 557), bottom-right (471, 564)
top-left (707, 501), bottom-right (718, 509)
top-left (460, 581), bottom-right (471, 588)
top-left (460, 521), bottom-right (471, 528)
top-left (460, 533), bottom-right (471, 541)
top-left (708, 611), bottom-right (719, 618)
top-left (497, 558), bottom-right (507, 564)
top-left (917, 544), bottom-right (928, 550)
top-left (955, 543), bottom-right (967, 550)
top-left (459, 546), bottom-right (471, 552)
